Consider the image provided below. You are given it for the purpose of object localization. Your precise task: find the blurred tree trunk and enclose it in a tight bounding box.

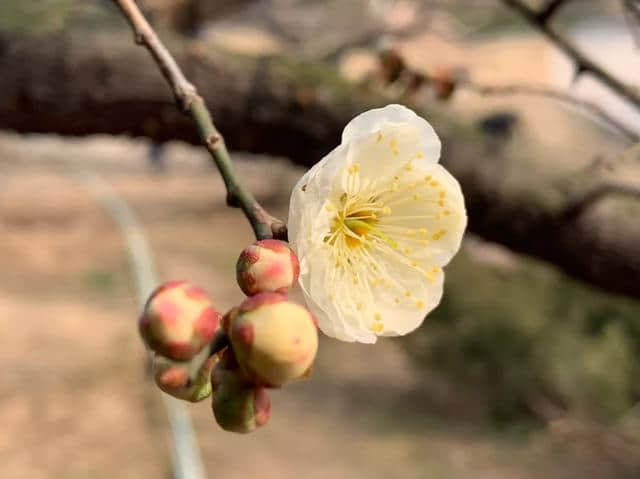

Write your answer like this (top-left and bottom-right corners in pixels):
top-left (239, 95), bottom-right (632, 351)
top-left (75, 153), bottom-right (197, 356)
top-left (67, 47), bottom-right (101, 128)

top-left (0, 29), bottom-right (639, 298)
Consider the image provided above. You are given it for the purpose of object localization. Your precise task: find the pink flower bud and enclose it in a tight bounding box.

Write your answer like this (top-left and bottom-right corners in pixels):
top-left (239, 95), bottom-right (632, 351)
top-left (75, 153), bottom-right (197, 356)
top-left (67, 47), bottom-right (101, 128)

top-left (229, 292), bottom-right (318, 387)
top-left (236, 240), bottom-right (300, 296)
top-left (153, 351), bottom-right (218, 402)
top-left (139, 280), bottom-right (221, 360)
top-left (211, 357), bottom-right (271, 433)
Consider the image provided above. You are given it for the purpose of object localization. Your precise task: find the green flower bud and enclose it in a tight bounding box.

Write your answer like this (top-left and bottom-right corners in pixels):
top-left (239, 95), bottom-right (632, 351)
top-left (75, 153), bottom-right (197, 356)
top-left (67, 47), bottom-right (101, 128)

top-left (236, 240), bottom-right (300, 296)
top-left (229, 292), bottom-right (318, 387)
top-left (139, 280), bottom-right (221, 360)
top-left (153, 348), bottom-right (218, 402)
top-left (211, 356), bottom-right (271, 433)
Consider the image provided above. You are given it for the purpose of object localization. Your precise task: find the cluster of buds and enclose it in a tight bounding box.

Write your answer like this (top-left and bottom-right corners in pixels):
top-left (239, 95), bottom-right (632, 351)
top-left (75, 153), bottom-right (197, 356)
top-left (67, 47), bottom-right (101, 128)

top-left (138, 239), bottom-right (318, 433)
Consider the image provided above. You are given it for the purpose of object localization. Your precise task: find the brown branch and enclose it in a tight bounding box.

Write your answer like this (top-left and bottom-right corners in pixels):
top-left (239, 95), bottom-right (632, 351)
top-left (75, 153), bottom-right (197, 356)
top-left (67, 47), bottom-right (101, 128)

top-left (372, 47), bottom-right (638, 142)
top-left (460, 81), bottom-right (639, 143)
top-left (319, 17), bottom-right (432, 62)
top-left (537, 0), bottom-right (568, 25)
top-left (623, 0), bottom-right (640, 47)
top-left (112, 0), bottom-right (286, 241)
top-left (502, 0), bottom-right (640, 111)
top-left (562, 183), bottom-right (640, 220)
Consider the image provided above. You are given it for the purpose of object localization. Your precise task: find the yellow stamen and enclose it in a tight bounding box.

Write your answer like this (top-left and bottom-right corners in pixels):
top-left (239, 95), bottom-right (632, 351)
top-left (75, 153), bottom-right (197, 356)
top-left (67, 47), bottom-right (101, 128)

top-left (370, 322), bottom-right (384, 333)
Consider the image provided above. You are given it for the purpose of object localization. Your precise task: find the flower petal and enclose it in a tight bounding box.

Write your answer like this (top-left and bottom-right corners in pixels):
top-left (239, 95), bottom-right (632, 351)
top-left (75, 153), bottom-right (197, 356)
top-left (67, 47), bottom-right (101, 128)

top-left (375, 162), bottom-right (467, 267)
top-left (301, 246), bottom-right (377, 343)
top-left (288, 144), bottom-right (348, 259)
top-left (299, 236), bottom-right (445, 341)
top-left (345, 124), bottom-right (424, 185)
top-left (342, 104), bottom-right (441, 164)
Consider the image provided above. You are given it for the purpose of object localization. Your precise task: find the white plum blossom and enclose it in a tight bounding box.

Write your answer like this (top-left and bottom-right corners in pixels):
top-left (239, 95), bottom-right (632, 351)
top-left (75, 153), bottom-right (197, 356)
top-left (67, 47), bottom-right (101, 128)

top-left (288, 104), bottom-right (466, 343)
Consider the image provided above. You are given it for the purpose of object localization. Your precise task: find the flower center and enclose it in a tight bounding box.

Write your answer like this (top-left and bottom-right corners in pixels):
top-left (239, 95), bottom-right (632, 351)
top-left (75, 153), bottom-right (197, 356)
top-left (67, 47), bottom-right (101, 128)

top-left (343, 217), bottom-right (373, 245)
top-left (325, 196), bottom-right (388, 250)
top-left (342, 211), bottom-right (378, 247)
top-left (318, 157), bottom-right (454, 333)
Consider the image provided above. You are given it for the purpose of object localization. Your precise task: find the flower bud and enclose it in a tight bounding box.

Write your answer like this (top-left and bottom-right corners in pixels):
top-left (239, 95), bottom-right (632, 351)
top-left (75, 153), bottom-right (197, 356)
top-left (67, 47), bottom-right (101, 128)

top-left (211, 360), bottom-right (271, 433)
top-left (236, 240), bottom-right (300, 296)
top-left (153, 350), bottom-right (218, 402)
top-left (229, 292), bottom-right (318, 387)
top-left (431, 65), bottom-right (456, 100)
top-left (139, 280), bottom-right (221, 360)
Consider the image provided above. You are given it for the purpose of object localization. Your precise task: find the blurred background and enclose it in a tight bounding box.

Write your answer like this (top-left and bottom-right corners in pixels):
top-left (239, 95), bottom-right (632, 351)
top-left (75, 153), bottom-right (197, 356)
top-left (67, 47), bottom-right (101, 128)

top-left (1, 0), bottom-right (639, 478)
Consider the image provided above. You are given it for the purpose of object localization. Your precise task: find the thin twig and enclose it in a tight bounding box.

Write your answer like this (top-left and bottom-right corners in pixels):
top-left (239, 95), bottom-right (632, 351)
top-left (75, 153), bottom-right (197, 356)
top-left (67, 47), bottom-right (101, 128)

top-left (378, 47), bottom-right (638, 142)
top-left (537, 0), bottom-right (567, 25)
top-left (623, 0), bottom-right (640, 47)
top-left (112, 0), bottom-right (286, 241)
top-left (461, 81), bottom-right (639, 143)
top-left (502, 0), bottom-right (640, 111)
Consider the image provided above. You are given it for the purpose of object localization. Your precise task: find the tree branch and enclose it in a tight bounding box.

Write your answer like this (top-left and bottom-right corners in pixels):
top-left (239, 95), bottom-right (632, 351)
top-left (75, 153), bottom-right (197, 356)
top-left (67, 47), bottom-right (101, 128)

top-left (1, 30), bottom-right (640, 297)
top-left (112, 0), bottom-right (285, 241)
top-left (458, 81), bottom-right (639, 143)
top-left (371, 47), bottom-right (638, 142)
top-left (562, 182), bottom-right (640, 220)
top-left (623, 0), bottom-right (640, 47)
top-left (501, 0), bottom-right (640, 111)
top-left (537, 0), bottom-right (568, 25)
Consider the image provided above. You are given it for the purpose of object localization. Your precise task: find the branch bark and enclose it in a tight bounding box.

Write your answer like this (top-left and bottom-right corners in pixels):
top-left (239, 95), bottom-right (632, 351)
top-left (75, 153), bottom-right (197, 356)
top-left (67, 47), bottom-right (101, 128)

top-left (458, 81), bottom-right (638, 143)
top-left (112, 0), bottom-right (285, 241)
top-left (501, 0), bottom-right (640, 111)
top-left (1, 29), bottom-right (639, 297)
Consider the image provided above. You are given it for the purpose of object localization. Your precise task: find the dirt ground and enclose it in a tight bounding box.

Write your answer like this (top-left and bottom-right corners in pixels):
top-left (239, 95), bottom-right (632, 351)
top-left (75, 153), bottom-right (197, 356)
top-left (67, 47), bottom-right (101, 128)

top-left (1, 128), bottom-right (635, 479)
